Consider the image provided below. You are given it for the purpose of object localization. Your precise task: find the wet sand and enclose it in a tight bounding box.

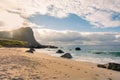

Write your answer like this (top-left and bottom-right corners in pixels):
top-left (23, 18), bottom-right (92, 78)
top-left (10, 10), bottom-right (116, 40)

top-left (0, 48), bottom-right (119, 80)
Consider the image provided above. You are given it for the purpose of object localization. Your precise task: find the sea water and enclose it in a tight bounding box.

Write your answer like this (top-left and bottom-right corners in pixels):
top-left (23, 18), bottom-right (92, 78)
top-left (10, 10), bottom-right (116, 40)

top-left (37, 45), bottom-right (120, 64)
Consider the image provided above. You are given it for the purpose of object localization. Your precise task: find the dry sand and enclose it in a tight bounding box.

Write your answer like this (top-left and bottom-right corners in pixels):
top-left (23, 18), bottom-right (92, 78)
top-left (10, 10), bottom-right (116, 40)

top-left (0, 48), bottom-right (119, 80)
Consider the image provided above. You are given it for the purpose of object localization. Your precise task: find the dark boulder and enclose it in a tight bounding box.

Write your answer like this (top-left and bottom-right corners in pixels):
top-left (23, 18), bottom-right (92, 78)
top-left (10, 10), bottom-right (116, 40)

top-left (26, 48), bottom-right (35, 53)
top-left (97, 63), bottom-right (120, 71)
top-left (61, 53), bottom-right (73, 59)
top-left (30, 48), bottom-right (35, 51)
top-left (75, 47), bottom-right (81, 51)
top-left (97, 64), bottom-right (106, 68)
top-left (56, 49), bottom-right (64, 53)
top-left (26, 50), bottom-right (33, 53)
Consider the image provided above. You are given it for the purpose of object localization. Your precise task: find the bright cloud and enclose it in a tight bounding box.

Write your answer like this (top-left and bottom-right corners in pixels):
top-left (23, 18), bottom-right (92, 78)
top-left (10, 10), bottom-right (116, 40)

top-left (0, 0), bottom-right (34, 30)
top-left (33, 29), bottom-right (120, 45)
top-left (0, 0), bottom-right (120, 30)
top-left (0, 11), bottom-right (25, 30)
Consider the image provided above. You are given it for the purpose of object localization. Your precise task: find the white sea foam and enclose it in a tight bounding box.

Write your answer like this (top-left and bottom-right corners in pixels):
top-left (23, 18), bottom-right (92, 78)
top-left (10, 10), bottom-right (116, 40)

top-left (36, 45), bottom-right (120, 64)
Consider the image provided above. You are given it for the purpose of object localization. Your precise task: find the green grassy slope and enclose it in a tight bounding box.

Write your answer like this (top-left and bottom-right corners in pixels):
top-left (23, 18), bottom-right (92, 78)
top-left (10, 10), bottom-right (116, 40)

top-left (0, 39), bottom-right (29, 47)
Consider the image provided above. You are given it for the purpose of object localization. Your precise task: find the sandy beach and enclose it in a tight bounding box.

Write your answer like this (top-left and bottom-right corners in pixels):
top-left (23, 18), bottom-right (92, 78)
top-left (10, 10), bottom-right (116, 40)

top-left (0, 48), bottom-right (119, 80)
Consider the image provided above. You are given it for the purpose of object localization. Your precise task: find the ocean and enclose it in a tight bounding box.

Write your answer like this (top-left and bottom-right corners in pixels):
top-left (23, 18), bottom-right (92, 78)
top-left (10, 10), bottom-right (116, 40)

top-left (36, 45), bottom-right (120, 64)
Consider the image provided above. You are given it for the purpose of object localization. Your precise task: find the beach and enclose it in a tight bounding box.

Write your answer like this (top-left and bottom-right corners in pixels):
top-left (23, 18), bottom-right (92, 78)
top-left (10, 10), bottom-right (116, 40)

top-left (0, 48), bottom-right (119, 80)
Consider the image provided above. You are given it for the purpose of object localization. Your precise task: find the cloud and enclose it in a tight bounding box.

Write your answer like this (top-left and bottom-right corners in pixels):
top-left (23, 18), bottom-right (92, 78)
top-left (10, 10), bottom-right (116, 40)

top-left (33, 29), bottom-right (120, 45)
top-left (1, 0), bottom-right (120, 46)
top-left (0, 0), bottom-right (36, 30)
top-left (0, 11), bottom-right (25, 30)
top-left (0, 0), bottom-right (120, 30)
top-left (23, 0), bottom-right (120, 28)
top-left (0, 21), bottom-right (5, 26)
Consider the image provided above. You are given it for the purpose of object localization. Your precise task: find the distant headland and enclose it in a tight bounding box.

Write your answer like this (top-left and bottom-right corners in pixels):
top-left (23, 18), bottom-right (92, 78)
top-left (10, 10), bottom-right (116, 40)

top-left (0, 27), bottom-right (57, 48)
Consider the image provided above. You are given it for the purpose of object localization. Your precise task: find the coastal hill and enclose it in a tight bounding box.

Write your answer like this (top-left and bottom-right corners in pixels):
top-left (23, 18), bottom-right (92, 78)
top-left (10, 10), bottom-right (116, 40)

top-left (0, 27), bottom-right (57, 48)
top-left (12, 27), bottom-right (41, 47)
top-left (0, 27), bottom-right (40, 47)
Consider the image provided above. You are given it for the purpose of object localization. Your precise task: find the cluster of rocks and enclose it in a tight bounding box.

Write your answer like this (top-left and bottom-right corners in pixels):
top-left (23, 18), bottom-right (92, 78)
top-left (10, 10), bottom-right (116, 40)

top-left (56, 47), bottom-right (81, 59)
top-left (56, 49), bottom-right (72, 59)
top-left (97, 62), bottom-right (120, 72)
top-left (25, 47), bottom-right (81, 58)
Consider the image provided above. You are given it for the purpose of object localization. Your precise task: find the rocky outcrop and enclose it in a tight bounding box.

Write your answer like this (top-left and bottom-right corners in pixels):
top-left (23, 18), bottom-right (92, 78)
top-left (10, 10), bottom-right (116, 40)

top-left (12, 27), bottom-right (40, 47)
top-left (0, 27), bottom-right (58, 48)
top-left (75, 47), bottom-right (81, 51)
top-left (56, 49), bottom-right (64, 53)
top-left (26, 48), bottom-right (35, 53)
top-left (0, 27), bottom-right (41, 47)
top-left (97, 63), bottom-right (120, 72)
top-left (61, 53), bottom-right (73, 59)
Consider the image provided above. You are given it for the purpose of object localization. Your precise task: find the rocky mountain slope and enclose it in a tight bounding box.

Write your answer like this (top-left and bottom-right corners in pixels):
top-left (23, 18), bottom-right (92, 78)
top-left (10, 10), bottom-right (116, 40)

top-left (0, 27), bottom-right (41, 47)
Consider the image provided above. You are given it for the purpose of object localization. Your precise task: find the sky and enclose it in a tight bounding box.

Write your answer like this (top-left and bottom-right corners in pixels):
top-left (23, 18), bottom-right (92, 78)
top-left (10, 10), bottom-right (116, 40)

top-left (0, 0), bottom-right (120, 45)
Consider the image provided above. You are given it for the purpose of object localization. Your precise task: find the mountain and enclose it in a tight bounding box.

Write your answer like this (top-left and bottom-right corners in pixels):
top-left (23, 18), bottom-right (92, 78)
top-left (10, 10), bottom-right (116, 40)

top-left (0, 27), bottom-right (41, 47)
top-left (12, 27), bottom-right (41, 47)
top-left (0, 27), bottom-right (58, 48)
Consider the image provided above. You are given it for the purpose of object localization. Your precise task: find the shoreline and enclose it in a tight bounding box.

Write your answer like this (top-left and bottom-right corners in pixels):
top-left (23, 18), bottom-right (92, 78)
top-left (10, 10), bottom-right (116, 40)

top-left (0, 48), bottom-right (119, 80)
top-left (36, 48), bottom-right (120, 64)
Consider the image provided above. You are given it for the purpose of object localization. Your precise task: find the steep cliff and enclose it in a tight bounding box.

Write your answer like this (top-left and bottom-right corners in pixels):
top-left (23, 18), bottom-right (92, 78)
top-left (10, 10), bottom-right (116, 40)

top-left (0, 27), bottom-right (41, 47)
top-left (12, 27), bottom-right (41, 47)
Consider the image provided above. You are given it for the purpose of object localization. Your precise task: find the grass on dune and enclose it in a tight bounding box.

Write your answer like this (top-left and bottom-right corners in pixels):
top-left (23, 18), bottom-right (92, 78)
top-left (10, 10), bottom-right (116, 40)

top-left (0, 45), bottom-right (2, 48)
top-left (0, 39), bottom-right (29, 47)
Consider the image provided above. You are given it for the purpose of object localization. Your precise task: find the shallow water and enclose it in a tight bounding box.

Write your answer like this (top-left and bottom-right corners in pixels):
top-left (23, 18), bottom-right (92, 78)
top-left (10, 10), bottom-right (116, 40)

top-left (37, 45), bottom-right (120, 64)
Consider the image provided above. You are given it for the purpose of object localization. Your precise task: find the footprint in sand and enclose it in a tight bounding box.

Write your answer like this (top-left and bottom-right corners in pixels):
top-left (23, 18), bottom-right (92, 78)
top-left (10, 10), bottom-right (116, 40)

top-left (53, 61), bottom-right (56, 63)
top-left (64, 74), bottom-right (70, 78)
top-left (29, 74), bottom-right (40, 80)
top-left (77, 68), bottom-right (80, 70)
top-left (0, 68), bottom-right (7, 72)
top-left (58, 63), bottom-right (61, 65)
top-left (43, 58), bottom-right (45, 59)
top-left (12, 77), bottom-right (23, 80)
top-left (10, 66), bottom-right (20, 70)
top-left (84, 71), bottom-right (87, 73)
top-left (95, 74), bottom-right (99, 77)
top-left (0, 74), bottom-right (11, 80)
top-left (69, 66), bottom-right (73, 68)
top-left (92, 77), bottom-right (99, 80)
top-left (67, 75), bottom-right (70, 78)
top-left (91, 67), bottom-right (94, 69)
top-left (109, 73), bottom-right (112, 75)
top-left (54, 70), bottom-right (58, 72)
top-left (64, 64), bottom-right (68, 66)
top-left (5, 72), bottom-right (12, 75)
top-left (43, 78), bottom-right (50, 80)
top-left (52, 76), bottom-right (57, 79)
top-left (64, 74), bottom-right (67, 76)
